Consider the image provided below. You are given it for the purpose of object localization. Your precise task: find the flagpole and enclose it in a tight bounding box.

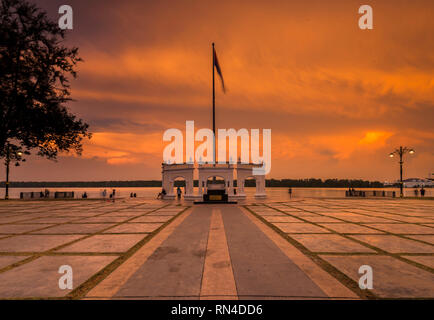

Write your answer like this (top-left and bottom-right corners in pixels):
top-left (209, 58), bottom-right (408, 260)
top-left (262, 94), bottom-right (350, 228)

top-left (212, 42), bottom-right (216, 164)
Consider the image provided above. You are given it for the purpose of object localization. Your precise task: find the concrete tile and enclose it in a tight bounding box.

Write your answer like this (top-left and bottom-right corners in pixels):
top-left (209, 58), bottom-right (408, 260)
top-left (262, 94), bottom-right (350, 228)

top-left (0, 217), bottom-right (34, 223)
top-left (31, 217), bottom-right (78, 223)
top-left (290, 234), bottom-right (374, 253)
top-left (80, 216), bottom-right (130, 223)
top-left (273, 223), bottom-right (331, 233)
top-left (58, 234), bottom-right (145, 253)
top-left (0, 256), bottom-right (27, 269)
top-left (350, 235), bottom-right (434, 253)
top-left (53, 212), bottom-right (97, 217)
top-left (338, 215), bottom-right (395, 223)
top-left (0, 224), bottom-right (53, 234)
top-left (406, 235), bottom-right (434, 245)
top-left (319, 223), bottom-right (384, 234)
top-left (130, 216), bottom-right (173, 223)
top-left (263, 216), bottom-right (303, 223)
top-left (104, 223), bottom-right (163, 233)
top-left (322, 255), bottom-right (434, 298)
top-left (0, 235), bottom-right (82, 252)
top-left (101, 212), bottom-right (144, 217)
top-left (384, 216), bottom-right (434, 223)
top-left (251, 211), bottom-right (287, 216)
top-left (283, 211), bottom-right (321, 217)
top-left (31, 223), bottom-right (113, 234)
top-left (364, 224), bottom-right (434, 235)
top-left (402, 256), bottom-right (434, 269)
top-left (146, 211), bottom-right (183, 216)
top-left (0, 256), bottom-right (117, 298)
top-left (302, 216), bottom-right (343, 223)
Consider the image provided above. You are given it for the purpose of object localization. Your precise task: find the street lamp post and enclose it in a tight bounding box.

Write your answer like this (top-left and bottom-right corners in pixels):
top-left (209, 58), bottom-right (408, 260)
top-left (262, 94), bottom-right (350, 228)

top-left (5, 147), bottom-right (10, 200)
top-left (389, 146), bottom-right (415, 198)
top-left (3, 144), bottom-right (23, 200)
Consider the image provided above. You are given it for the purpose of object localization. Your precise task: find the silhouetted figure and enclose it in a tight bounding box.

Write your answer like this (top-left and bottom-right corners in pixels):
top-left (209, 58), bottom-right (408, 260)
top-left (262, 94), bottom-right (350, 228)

top-left (288, 187), bottom-right (292, 198)
top-left (44, 189), bottom-right (49, 198)
top-left (134, 193), bottom-right (137, 198)
top-left (130, 193), bottom-right (133, 198)
top-left (414, 189), bottom-right (419, 197)
top-left (420, 187), bottom-right (426, 197)
top-left (102, 189), bottom-right (107, 199)
top-left (82, 192), bottom-right (87, 199)
top-left (177, 187), bottom-right (182, 199)
top-left (157, 188), bottom-right (166, 199)
top-left (40, 191), bottom-right (44, 198)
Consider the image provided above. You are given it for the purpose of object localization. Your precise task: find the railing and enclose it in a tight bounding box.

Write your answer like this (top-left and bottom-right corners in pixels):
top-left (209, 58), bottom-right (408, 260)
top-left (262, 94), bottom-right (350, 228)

top-left (20, 191), bottom-right (75, 199)
top-left (346, 190), bottom-right (396, 198)
top-left (54, 191), bottom-right (75, 199)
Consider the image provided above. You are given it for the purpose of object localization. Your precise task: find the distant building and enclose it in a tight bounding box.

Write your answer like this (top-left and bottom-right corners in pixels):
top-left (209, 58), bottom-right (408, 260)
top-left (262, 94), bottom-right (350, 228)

top-left (403, 178), bottom-right (434, 188)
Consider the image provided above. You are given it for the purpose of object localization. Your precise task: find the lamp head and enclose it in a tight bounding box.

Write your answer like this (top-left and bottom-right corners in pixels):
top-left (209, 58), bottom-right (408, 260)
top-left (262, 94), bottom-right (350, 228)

top-left (409, 149), bottom-right (415, 154)
top-left (389, 153), bottom-right (394, 158)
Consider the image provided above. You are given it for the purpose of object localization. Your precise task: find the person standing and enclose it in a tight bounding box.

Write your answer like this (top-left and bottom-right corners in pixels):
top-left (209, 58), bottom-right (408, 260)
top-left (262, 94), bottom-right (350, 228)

top-left (420, 187), bottom-right (426, 197)
top-left (288, 187), bottom-right (292, 198)
top-left (177, 187), bottom-right (182, 200)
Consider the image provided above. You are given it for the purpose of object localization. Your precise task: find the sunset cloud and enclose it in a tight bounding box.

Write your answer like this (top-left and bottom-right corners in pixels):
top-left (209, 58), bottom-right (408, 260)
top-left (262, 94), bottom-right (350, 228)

top-left (9, 0), bottom-right (434, 181)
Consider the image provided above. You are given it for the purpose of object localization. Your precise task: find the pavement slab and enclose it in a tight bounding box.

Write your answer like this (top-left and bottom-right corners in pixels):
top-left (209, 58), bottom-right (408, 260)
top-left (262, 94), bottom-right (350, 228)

top-left (290, 234), bottom-right (375, 253)
top-left (113, 207), bottom-right (211, 299)
top-left (272, 222), bottom-right (331, 234)
top-left (103, 223), bottom-right (163, 233)
top-left (0, 256), bottom-right (27, 269)
top-left (322, 255), bottom-right (434, 298)
top-left (0, 256), bottom-right (117, 298)
top-left (401, 256), bottom-right (434, 269)
top-left (318, 223), bottom-right (385, 234)
top-left (363, 224), bottom-right (434, 235)
top-left (0, 235), bottom-right (83, 252)
top-left (31, 223), bottom-right (112, 234)
top-left (0, 224), bottom-right (54, 234)
top-left (0, 198), bottom-right (432, 300)
top-left (221, 206), bottom-right (327, 299)
top-left (58, 234), bottom-right (145, 253)
top-left (349, 235), bottom-right (434, 254)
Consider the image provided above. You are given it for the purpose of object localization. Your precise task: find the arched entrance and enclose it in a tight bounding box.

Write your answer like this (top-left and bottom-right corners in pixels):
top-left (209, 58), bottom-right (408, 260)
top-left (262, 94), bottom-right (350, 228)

top-left (161, 163), bottom-right (194, 199)
top-left (173, 176), bottom-right (186, 199)
top-left (205, 176), bottom-right (226, 194)
top-left (198, 164), bottom-right (235, 196)
top-left (236, 164), bottom-right (266, 198)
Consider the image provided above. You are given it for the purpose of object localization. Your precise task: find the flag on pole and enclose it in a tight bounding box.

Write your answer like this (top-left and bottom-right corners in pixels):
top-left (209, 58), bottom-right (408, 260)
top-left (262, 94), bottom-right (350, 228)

top-left (213, 47), bottom-right (225, 93)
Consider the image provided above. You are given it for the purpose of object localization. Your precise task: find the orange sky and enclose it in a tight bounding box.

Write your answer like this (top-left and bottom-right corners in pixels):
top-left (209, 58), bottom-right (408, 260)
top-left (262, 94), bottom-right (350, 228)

top-left (9, 0), bottom-right (434, 181)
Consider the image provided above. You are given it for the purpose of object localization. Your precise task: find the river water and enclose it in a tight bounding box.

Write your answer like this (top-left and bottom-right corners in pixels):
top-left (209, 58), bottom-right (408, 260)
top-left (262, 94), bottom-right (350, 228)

top-left (1, 187), bottom-right (432, 200)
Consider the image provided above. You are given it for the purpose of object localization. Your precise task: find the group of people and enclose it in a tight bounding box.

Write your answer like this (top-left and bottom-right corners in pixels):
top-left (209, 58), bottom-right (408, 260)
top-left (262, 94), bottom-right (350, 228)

top-left (38, 189), bottom-right (50, 198)
top-left (414, 187), bottom-right (426, 197)
top-left (101, 189), bottom-right (117, 201)
top-left (347, 187), bottom-right (358, 196)
top-left (156, 187), bottom-right (184, 200)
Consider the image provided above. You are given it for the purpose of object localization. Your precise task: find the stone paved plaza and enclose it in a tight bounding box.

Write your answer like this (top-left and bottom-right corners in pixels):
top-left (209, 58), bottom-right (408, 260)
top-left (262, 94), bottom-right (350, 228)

top-left (0, 198), bottom-right (432, 299)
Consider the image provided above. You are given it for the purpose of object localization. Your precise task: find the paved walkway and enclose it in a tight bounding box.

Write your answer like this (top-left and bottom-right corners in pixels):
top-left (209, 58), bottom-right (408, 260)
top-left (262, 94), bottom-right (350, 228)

top-left (88, 205), bottom-right (352, 299)
top-left (0, 198), bottom-right (432, 299)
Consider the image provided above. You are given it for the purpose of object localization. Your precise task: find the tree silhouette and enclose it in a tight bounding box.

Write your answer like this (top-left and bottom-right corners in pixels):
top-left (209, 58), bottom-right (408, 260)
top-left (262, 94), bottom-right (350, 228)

top-left (0, 0), bottom-right (91, 198)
